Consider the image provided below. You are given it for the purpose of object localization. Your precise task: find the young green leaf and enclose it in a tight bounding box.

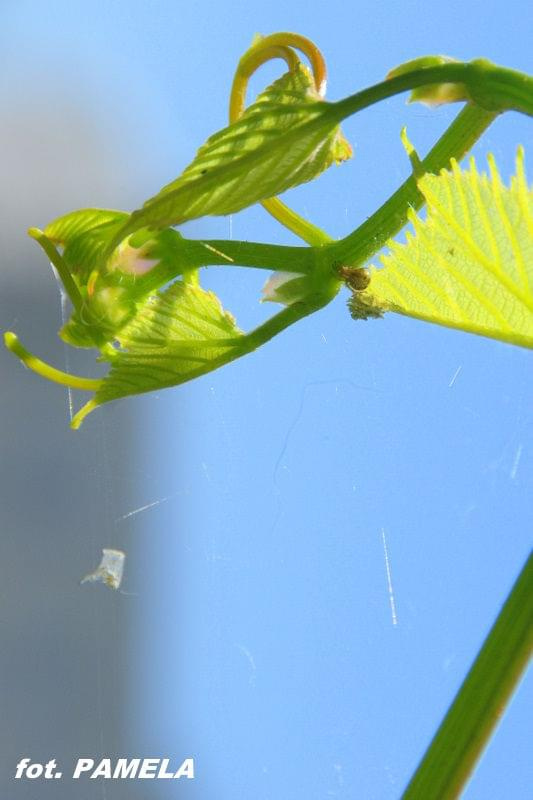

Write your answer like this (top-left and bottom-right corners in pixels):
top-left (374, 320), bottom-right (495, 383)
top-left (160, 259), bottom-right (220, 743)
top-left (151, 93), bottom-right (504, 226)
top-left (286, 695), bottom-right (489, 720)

top-left (71, 282), bottom-right (245, 428)
top-left (350, 150), bottom-right (533, 348)
top-left (61, 219), bottom-right (130, 282)
top-left (44, 208), bottom-right (129, 245)
top-left (107, 64), bottom-right (351, 247)
top-left (34, 216), bottom-right (193, 348)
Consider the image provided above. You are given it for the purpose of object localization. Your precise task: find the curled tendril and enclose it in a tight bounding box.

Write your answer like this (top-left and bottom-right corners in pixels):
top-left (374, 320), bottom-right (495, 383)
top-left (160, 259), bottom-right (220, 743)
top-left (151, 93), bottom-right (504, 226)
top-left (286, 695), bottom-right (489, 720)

top-left (229, 33), bottom-right (332, 246)
top-left (3, 332), bottom-right (102, 392)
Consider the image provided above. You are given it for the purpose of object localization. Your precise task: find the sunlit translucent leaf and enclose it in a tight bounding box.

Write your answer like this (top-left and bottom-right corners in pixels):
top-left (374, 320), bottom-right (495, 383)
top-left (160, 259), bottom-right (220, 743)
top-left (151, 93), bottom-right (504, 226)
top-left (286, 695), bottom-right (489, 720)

top-left (62, 219), bottom-right (129, 281)
top-left (44, 208), bottom-right (128, 245)
top-left (71, 283), bottom-right (245, 427)
top-left (110, 64), bottom-right (352, 244)
top-left (350, 150), bottom-right (533, 349)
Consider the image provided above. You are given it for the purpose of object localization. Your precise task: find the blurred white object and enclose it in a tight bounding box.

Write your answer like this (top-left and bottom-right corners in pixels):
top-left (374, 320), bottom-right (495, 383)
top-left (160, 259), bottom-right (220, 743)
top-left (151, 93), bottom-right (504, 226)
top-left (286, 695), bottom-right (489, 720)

top-left (81, 549), bottom-right (125, 590)
top-left (261, 271), bottom-right (308, 305)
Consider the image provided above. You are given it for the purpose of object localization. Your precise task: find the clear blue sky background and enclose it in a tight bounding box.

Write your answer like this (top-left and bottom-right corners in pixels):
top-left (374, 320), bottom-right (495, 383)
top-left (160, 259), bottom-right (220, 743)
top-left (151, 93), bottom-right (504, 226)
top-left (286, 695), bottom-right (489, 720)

top-left (2, 1), bottom-right (532, 798)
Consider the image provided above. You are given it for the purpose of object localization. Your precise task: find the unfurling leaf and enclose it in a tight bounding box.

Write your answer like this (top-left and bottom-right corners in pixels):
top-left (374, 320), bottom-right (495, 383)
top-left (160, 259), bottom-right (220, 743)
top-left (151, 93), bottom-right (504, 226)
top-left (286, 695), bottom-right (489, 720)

top-left (44, 208), bottom-right (130, 246)
top-left (34, 209), bottom-right (194, 348)
top-left (71, 282), bottom-right (245, 428)
top-left (350, 150), bottom-right (533, 348)
top-left (108, 64), bottom-right (352, 246)
top-left (387, 56), bottom-right (469, 107)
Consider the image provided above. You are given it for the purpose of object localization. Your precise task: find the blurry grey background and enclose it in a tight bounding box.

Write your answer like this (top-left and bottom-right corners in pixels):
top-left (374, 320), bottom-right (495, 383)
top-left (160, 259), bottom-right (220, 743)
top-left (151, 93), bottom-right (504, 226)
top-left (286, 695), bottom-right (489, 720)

top-left (0, 76), bottom-right (148, 797)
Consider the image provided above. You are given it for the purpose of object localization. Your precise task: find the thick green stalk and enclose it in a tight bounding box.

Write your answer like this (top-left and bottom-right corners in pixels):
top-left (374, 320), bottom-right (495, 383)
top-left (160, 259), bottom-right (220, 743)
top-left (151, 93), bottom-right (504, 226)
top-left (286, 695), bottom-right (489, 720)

top-left (242, 293), bottom-right (331, 351)
top-left (402, 551), bottom-right (533, 800)
top-left (331, 62), bottom-right (533, 122)
top-left (325, 104), bottom-right (497, 266)
top-left (128, 238), bottom-right (317, 301)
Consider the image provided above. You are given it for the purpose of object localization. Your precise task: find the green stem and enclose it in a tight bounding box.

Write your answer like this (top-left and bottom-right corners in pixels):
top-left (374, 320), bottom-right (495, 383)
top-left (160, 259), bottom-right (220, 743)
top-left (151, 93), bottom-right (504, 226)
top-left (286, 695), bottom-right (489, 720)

top-left (130, 238), bottom-right (317, 299)
top-left (194, 239), bottom-right (315, 271)
top-left (326, 104), bottom-right (497, 266)
top-left (260, 197), bottom-right (332, 246)
top-left (242, 296), bottom-right (325, 351)
top-left (402, 550), bottom-right (533, 800)
top-left (28, 228), bottom-right (84, 314)
top-left (331, 62), bottom-right (533, 122)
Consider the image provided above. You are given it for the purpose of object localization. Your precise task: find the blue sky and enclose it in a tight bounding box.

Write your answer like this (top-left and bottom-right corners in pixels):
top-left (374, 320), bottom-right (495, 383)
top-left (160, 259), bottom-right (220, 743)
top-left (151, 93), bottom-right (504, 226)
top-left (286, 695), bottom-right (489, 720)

top-left (2, 1), bottom-right (532, 798)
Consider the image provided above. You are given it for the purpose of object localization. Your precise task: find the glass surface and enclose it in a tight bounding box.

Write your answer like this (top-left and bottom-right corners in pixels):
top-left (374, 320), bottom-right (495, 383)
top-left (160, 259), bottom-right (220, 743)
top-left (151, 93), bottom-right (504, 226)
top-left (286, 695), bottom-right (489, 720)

top-left (1, 2), bottom-right (531, 798)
